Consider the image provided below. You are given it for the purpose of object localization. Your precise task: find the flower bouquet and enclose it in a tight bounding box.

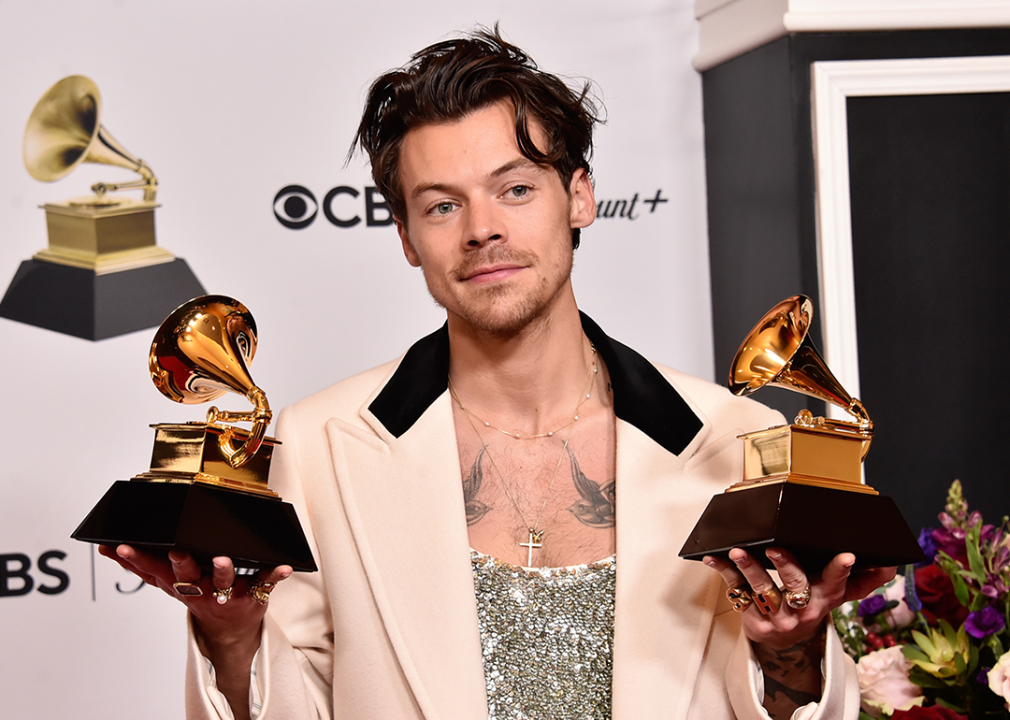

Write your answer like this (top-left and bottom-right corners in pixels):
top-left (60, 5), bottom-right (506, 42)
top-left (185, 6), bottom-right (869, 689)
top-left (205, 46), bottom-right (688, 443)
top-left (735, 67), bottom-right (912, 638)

top-left (834, 481), bottom-right (1010, 719)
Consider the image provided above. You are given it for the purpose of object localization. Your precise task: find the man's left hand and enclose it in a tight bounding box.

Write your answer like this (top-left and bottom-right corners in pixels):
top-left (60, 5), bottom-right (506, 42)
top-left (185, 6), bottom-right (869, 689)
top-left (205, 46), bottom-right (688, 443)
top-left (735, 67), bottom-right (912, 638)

top-left (706, 547), bottom-right (895, 649)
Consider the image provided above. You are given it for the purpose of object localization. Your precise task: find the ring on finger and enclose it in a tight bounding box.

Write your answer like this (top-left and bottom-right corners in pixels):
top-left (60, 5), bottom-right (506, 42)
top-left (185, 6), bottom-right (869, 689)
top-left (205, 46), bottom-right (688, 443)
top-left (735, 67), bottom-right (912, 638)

top-left (784, 584), bottom-right (812, 610)
top-left (173, 581), bottom-right (203, 598)
top-left (727, 585), bottom-right (753, 612)
top-left (753, 585), bottom-right (783, 614)
top-left (248, 579), bottom-right (276, 605)
top-left (213, 585), bottom-right (234, 605)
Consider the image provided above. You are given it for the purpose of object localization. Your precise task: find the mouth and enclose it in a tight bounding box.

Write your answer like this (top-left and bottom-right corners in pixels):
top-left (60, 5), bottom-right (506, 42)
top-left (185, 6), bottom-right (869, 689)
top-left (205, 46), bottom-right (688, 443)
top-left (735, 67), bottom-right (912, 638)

top-left (461, 263), bottom-right (525, 284)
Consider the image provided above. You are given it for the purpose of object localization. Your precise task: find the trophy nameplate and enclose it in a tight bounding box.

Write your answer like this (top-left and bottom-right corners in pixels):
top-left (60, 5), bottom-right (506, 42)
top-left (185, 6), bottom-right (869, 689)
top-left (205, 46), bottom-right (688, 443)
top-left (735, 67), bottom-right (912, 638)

top-left (678, 296), bottom-right (923, 571)
top-left (72, 295), bottom-right (317, 572)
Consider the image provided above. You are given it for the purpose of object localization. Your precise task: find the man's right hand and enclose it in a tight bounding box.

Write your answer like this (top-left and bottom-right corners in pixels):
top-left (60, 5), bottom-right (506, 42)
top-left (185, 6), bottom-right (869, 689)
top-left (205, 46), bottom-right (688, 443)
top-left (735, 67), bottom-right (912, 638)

top-left (98, 544), bottom-right (292, 720)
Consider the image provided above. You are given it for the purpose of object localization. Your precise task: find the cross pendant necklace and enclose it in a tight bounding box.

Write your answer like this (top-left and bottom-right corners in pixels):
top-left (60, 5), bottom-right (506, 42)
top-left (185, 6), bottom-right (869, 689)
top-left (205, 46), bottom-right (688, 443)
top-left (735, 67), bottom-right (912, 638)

top-left (519, 529), bottom-right (545, 567)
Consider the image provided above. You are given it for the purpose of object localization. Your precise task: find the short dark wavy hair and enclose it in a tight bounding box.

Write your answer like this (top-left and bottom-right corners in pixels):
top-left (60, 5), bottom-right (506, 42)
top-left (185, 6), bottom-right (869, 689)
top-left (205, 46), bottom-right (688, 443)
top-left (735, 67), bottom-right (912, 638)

top-left (351, 26), bottom-right (602, 249)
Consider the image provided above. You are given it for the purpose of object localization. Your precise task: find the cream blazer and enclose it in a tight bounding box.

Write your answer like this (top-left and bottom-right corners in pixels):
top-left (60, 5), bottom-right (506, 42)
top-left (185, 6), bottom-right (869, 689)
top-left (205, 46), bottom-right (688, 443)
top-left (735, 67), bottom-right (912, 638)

top-left (186, 316), bottom-right (860, 720)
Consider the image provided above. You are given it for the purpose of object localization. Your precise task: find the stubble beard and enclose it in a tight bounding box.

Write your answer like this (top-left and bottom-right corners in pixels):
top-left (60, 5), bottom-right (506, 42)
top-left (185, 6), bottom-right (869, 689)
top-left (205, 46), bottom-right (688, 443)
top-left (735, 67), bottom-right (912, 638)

top-left (424, 244), bottom-right (574, 337)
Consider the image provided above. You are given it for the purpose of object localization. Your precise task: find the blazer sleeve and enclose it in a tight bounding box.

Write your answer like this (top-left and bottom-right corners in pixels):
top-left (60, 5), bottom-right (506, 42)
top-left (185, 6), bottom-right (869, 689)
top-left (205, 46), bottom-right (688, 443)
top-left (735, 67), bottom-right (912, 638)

top-left (726, 623), bottom-right (861, 720)
top-left (184, 405), bottom-right (335, 720)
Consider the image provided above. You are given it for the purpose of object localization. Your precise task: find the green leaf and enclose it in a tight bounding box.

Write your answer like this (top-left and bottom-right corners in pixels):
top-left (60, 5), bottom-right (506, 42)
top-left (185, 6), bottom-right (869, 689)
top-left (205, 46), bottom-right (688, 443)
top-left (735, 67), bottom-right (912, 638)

top-left (912, 630), bottom-right (937, 657)
top-left (950, 570), bottom-right (971, 607)
top-left (940, 619), bottom-right (959, 647)
top-left (908, 670), bottom-right (951, 688)
top-left (967, 525), bottom-right (986, 579)
top-left (936, 696), bottom-right (969, 713)
top-left (903, 645), bottom-right (931, 663)
top-left (954, 651), bottom-right (967, 675)
top-left (971, 592), bottom-right (988, 612)
top-left (968, 643), bottom-right (979, 675)
top-left (988, 634), bottom-right (1005, 656)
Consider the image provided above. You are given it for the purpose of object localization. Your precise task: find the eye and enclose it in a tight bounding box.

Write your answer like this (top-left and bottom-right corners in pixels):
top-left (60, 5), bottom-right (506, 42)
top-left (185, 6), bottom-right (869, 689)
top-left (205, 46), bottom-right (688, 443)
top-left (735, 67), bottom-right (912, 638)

top-left (273, 185), bottom-right (318, 229)
top-left (505, 185), bottom-right (531, 200)
top-left (429, 201), bottom-right (456, 216)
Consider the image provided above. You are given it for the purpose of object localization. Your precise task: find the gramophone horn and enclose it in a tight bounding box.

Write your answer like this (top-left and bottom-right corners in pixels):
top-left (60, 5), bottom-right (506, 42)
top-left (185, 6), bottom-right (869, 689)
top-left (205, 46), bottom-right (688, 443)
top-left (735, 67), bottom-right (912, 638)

top-left (23, 75), bottom-right (157, 202)
top-left (729, 295), bottom-right (872, 431)
top-left (149, 295), bottom-right (270, 468)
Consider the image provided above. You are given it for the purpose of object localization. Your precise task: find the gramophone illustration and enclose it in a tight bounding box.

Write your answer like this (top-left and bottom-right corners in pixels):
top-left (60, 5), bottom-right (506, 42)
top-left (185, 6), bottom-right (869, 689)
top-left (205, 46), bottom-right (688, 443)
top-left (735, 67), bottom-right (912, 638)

top-left (679, 296), bottom-right (922, 570)
top-left (72, 295), bottom-right (316, 572)
top-left (0, 75), bottom-right (204, 340)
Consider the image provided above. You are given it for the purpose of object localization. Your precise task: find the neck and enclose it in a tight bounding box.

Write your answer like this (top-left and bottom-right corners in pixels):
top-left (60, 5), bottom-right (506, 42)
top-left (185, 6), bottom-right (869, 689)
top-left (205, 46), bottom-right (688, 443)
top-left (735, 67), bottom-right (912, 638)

top-left (446, 294), bottom-right (593, 434)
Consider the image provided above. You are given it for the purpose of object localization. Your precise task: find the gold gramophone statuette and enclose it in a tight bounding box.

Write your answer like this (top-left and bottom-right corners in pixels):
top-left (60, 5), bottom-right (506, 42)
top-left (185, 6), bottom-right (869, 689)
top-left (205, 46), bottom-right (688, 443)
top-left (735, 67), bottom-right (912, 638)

top-left (728, 295), bottom-right (876, 494)
top-left (72, 295), bottom-right (316, 572)
top-left (678, 295), bottom-right (922, 570)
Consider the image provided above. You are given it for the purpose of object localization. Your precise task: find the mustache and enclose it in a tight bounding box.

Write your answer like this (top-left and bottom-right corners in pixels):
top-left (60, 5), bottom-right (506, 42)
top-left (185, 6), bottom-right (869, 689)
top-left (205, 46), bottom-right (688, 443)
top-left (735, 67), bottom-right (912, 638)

top-left (453, 246), bottom-right (536, 280)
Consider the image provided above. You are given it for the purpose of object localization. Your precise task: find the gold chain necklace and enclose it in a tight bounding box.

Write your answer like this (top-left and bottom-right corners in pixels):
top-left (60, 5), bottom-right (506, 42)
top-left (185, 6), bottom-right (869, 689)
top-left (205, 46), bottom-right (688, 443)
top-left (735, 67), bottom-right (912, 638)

top-left (450, 346), bottom-right (597, 440)
top-left (448, 345), bottom-right (597, 565)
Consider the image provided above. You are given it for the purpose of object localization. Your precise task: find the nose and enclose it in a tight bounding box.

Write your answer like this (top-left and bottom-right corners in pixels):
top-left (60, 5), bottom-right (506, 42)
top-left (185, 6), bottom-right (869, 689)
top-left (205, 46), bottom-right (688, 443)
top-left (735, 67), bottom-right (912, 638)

top-left (464, 197), bottom-right (505, 248)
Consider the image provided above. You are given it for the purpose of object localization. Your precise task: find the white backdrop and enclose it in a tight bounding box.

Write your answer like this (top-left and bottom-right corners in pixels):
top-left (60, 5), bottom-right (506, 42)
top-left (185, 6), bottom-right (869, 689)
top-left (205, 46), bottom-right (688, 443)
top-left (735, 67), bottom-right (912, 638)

top-left (0, 2), bottom-right (710, 717)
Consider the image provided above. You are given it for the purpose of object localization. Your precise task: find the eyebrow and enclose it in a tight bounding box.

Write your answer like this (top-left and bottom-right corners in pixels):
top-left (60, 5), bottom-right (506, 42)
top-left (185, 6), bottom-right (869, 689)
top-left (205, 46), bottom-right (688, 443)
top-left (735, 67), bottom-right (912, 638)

top-left (408, 157), bottom-right (543, 201)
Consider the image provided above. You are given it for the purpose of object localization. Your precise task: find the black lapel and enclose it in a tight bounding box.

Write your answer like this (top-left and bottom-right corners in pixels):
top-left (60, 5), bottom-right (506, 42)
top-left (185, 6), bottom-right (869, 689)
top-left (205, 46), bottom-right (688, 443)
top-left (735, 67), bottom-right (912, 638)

top-left (367, 315), bottom-right (703, 455)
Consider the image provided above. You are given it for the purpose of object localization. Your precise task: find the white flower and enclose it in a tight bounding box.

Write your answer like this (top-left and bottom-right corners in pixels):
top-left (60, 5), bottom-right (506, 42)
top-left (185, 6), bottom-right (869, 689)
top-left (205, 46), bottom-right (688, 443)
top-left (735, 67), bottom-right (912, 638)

top-left (856, 646), bottom-right (924, 718)
top-left (987, 650), bottom-right (1010, 709)
top-left (880, 575), bottom-right (915, 630)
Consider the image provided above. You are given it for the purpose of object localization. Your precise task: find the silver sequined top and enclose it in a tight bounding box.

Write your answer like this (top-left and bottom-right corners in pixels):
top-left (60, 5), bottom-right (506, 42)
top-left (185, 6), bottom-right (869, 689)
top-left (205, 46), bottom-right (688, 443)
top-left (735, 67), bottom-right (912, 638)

top-left (471, 550), bottom-right (616, 720)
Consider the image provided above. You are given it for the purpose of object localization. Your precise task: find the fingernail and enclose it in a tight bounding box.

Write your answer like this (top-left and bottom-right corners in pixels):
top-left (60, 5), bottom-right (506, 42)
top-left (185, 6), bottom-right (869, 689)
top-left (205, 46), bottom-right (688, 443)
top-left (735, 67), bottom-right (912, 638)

top-left (767, 551), bottom-right (782, 561)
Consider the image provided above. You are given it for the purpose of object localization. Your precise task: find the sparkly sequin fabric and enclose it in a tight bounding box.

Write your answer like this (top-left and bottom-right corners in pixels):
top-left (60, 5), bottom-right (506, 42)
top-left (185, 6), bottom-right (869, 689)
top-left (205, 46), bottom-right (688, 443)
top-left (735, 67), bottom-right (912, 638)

top-left (471, 550), bottom-right (616, 720)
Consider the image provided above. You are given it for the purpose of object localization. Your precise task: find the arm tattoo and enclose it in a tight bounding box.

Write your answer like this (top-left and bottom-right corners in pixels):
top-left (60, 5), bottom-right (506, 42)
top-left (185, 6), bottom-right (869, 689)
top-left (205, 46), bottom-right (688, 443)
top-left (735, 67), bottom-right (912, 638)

top-left (565, 447), bottom-right (616, 528)
top-left (462, 446), bottom-right (491, 526)
top-left (754, 637), bottom-right (824, 720)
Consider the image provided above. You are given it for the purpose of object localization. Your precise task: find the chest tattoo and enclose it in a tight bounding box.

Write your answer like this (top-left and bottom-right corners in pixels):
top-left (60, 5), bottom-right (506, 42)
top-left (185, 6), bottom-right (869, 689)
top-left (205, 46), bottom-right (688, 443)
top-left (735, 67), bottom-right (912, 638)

top-left (463, 446), bottom-right (492, 525)
top-left (566, 447), bottom-right (616, 528)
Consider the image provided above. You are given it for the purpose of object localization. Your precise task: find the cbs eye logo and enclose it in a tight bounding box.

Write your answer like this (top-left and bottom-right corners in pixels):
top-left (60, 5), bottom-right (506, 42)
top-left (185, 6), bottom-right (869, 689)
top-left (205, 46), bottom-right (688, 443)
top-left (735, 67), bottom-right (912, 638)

top-left (273, 185), bottom-right (395, 229)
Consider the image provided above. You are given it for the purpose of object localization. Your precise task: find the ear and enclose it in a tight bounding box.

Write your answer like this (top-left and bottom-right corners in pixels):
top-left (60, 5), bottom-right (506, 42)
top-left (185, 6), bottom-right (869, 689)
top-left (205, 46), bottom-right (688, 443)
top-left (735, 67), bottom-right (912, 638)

top-left (396, 219), bottom-right (422, 267)
top-left (568, 168), bottom-right (596, 230)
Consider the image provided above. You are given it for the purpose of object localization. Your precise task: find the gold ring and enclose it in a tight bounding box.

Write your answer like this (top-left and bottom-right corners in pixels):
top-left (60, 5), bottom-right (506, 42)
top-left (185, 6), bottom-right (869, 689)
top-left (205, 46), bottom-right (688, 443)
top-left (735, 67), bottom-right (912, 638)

top-left (727, 585), bottom-right (753, 612)
top-left (213, 585), bottom-right (234, 605)
top-left (784, 585), bottom-right (812, 610)
top-left (753, 585), bottom-right (783, 614)
top-left (173, 581), bottom-right (203, 598)
top-left (248, 579), bottom-right (276, 605)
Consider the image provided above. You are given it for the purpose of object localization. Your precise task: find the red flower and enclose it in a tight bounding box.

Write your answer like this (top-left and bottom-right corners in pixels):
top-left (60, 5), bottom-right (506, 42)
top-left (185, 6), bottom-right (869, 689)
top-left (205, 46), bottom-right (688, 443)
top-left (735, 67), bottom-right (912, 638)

top-left (890, 707), bottom-right (967, 720)
top-left (915, 563), bottom-right (969, 627)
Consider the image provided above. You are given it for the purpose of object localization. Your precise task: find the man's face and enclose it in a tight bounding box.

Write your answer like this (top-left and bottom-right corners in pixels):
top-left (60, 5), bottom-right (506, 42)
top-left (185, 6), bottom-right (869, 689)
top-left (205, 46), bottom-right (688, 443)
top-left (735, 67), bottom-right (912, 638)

top-left (395, 101), bottom-right (595, 336)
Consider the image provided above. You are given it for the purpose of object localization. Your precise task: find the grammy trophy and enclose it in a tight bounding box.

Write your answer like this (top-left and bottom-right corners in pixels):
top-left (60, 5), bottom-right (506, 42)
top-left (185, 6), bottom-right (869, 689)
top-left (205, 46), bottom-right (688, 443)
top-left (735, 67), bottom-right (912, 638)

top-left (679, 296), bottom-right (923, 571)
top-left (72, 295), bottom-right (316, 572)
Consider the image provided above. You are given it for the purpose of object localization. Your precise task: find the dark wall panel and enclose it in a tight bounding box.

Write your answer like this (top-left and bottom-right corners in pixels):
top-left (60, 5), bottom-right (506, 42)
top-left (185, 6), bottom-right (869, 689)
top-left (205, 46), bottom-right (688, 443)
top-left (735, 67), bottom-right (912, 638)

top-left (847, 91), bottom-right (1010, 530)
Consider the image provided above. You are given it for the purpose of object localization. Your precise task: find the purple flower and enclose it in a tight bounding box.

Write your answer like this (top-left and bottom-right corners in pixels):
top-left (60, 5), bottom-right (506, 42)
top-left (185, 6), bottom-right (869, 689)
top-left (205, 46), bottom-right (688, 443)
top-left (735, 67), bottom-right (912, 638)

top-left (918, 528), bottom-right (938, 563)
top-left (965, 606), bottom-right (1006, 639)
top-left (858, 594), bottom-right (888, 617)
top-left (978, 666), bottom-right (992, 687)
top-left (982, 577), bottom-right (1008, 599)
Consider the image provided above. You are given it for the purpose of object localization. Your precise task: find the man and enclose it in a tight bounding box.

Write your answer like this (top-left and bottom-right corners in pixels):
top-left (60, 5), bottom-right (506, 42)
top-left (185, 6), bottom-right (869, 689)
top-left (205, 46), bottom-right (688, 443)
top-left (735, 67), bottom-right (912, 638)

top-left (105, 28), bottom-right (892, 720)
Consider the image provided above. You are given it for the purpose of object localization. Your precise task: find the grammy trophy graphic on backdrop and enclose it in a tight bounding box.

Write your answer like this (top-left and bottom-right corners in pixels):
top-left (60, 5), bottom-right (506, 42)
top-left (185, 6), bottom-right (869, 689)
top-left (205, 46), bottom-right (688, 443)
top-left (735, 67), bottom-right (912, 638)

top-left (0, 76), bottom-right (205, 340)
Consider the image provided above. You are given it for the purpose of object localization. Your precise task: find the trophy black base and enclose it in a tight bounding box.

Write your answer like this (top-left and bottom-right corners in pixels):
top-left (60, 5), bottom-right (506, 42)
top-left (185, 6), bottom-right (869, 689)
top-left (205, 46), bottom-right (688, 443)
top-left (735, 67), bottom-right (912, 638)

top-left (678, 483), bottom-right (924, 571)
top-left (0, 258), bottom-right (205, 340)
top-left (72, 480), bottom-right (317, 572)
